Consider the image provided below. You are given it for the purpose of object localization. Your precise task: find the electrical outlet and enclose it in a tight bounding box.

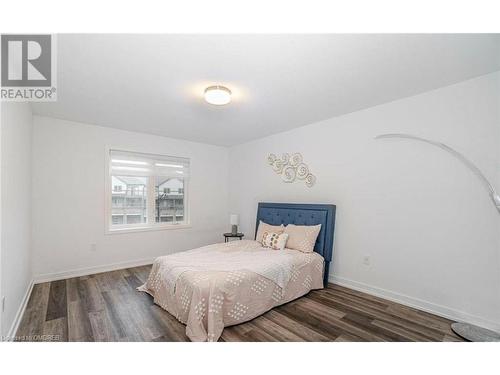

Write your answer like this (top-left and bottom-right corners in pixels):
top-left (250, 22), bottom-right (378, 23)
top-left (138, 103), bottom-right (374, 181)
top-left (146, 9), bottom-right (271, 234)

top-left (90, 243), bottom-right (97, 252)
top-left (363, 255), bottom-right (371, 266)
top-left (2, 296), bottom-right (5, 313)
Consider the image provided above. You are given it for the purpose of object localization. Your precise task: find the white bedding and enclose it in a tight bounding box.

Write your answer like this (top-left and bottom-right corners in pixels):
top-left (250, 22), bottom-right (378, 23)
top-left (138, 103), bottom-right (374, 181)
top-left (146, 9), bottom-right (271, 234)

top-left (139, 239), bottom-right (325, 341)
top-left (154, 240), bottom-right (299, 293)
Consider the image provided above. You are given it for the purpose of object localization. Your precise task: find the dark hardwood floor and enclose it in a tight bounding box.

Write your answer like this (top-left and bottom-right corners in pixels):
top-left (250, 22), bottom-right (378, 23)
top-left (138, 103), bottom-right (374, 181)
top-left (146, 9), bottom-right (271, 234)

top-left (16, 265), bottom-right (464, 342)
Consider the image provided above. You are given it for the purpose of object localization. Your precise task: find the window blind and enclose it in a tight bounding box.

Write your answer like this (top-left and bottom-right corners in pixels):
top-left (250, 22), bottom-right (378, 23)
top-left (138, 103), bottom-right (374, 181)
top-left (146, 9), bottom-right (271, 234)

top-left (110, 149), bottom-right (190, 178)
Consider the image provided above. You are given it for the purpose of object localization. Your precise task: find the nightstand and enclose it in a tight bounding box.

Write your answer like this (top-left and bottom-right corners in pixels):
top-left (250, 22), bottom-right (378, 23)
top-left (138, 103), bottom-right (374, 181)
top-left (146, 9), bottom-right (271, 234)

top-left (223, 233), bottom-right (244, 242)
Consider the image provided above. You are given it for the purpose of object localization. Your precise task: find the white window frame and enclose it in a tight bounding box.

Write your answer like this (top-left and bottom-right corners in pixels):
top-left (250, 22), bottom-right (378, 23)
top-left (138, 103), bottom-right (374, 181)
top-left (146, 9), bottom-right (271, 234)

top-left (104, 146), bottom-right (191, 234)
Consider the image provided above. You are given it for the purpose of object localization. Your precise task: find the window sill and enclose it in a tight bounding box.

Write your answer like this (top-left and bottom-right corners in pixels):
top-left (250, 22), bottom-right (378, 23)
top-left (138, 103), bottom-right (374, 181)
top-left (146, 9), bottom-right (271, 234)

top-left (106, 223), bottom-right (192, 235)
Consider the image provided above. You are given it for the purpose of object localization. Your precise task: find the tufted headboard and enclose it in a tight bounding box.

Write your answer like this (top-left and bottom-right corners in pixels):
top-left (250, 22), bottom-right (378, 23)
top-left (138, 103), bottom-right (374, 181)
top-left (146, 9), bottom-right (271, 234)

top-left (255, 202), bottom-right (336, 286)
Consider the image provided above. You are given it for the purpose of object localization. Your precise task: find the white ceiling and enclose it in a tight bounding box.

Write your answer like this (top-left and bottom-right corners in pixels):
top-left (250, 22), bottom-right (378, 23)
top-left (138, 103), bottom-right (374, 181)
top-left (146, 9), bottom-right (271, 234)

top-left (33, 34), bottom-right (500, 146)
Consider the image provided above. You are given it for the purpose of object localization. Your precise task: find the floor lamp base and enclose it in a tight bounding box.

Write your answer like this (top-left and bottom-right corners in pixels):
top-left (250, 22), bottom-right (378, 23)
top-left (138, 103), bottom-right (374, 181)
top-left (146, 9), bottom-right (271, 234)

top-left (451, 322), bottom-right (500, 342)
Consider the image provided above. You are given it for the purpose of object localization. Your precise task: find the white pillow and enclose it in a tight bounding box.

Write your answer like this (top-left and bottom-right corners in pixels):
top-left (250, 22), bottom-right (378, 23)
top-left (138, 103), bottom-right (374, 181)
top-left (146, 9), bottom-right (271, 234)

top-left (283, 224), bottom-right (321, 253)
top-left (255, 220), bottom-right (284, 243)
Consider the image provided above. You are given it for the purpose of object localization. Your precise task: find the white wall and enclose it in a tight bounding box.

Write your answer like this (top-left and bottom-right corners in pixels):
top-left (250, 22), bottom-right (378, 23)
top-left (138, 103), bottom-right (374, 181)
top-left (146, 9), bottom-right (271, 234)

top-left (229, 72), bottom-right (500, 330)
top-left (32, 116), bottom-right (229, 279)
top-left (1, 102), bottom-right (33, 337)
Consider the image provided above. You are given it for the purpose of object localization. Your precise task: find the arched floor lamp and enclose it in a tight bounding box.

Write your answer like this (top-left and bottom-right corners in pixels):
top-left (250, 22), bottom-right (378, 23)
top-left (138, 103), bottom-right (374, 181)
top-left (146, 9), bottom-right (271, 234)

top-left (375, 133), bottom-right (500, 342)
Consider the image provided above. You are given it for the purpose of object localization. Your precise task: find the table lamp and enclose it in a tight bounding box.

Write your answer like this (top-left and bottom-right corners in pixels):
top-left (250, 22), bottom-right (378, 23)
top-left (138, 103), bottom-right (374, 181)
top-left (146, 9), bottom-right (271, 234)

top-left (230, 214), bottom-right (239, 235)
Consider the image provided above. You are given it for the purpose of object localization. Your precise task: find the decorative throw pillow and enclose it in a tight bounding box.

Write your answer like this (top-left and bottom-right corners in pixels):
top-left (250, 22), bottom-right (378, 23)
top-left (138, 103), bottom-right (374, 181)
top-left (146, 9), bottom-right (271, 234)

top-left (261, 232), bottom-right (289, 250)
top-left (255, 220), bottom-right (284, 243)
top-left (283, 224), bottom-right (321, 253)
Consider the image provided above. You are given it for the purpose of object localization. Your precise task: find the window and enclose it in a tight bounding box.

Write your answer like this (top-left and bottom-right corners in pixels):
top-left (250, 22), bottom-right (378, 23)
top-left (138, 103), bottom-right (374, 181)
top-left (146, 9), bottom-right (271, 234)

top-left (107, 149), bottom-right (189, 232)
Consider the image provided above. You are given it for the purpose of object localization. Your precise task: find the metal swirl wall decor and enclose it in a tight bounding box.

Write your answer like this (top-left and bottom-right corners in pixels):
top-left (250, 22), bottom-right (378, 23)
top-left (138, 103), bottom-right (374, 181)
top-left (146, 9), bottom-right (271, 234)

top-left (267, 152), bottom-right (316, 187)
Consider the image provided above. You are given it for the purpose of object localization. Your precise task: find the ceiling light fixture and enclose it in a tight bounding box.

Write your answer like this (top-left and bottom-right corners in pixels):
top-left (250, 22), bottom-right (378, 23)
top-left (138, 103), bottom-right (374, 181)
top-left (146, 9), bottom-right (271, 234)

top-left (204, 85), bottom-right (231, 105)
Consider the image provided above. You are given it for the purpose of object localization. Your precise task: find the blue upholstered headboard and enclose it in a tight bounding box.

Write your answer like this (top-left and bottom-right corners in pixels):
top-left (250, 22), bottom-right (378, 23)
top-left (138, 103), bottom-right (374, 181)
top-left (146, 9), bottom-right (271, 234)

top-left (255, 202), bottom-right (336, 286)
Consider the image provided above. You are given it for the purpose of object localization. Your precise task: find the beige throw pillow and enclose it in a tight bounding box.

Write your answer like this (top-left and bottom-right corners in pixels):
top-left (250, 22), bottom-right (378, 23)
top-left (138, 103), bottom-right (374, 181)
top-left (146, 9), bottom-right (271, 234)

top-left (283, 224), bottom-right (321, 253)
top-left (261, 232), bottom-right (289, 250)
top-left (255, 221), bottom-right (284, 243)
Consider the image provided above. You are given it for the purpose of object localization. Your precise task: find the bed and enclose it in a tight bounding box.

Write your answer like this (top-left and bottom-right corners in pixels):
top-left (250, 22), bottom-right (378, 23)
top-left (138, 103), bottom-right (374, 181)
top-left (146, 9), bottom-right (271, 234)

top-left (139, 202), bottom-right (336, 341)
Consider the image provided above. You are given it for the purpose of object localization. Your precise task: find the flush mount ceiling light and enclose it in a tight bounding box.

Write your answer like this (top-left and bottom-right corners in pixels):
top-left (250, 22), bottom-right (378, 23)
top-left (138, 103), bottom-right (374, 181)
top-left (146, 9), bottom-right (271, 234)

top-left (204, 85), bottom-right (231, 105)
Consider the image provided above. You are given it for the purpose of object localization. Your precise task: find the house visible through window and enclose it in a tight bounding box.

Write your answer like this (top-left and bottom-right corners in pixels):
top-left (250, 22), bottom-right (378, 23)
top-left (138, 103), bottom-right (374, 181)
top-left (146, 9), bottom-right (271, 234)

top-left (155, 176), bottom-right (185, 223)
top-left (108, 150), bottom-right (189, 231)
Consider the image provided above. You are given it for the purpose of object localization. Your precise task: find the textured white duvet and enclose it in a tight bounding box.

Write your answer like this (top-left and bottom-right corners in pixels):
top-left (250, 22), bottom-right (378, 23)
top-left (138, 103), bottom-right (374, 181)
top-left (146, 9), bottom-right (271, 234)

top-left (139, 239), bottom-right (325, 341)
top-left (156, 240), bottom-right (298, 293)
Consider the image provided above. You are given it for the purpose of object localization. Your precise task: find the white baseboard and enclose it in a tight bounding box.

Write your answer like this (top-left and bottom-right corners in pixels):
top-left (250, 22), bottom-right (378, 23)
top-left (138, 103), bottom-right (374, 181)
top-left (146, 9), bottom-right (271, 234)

top-left (329, 275), bottom-right (500, 332)
top-left (33, 257), bottom-right (155, 284)
top-left (5, 279), bottom-right (34, 342)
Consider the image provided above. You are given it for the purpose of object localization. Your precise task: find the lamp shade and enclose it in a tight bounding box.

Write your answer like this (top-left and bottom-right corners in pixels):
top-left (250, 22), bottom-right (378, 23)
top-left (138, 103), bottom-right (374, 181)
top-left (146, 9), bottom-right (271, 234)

top-left (230, 214), bottom-right (239, 225)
